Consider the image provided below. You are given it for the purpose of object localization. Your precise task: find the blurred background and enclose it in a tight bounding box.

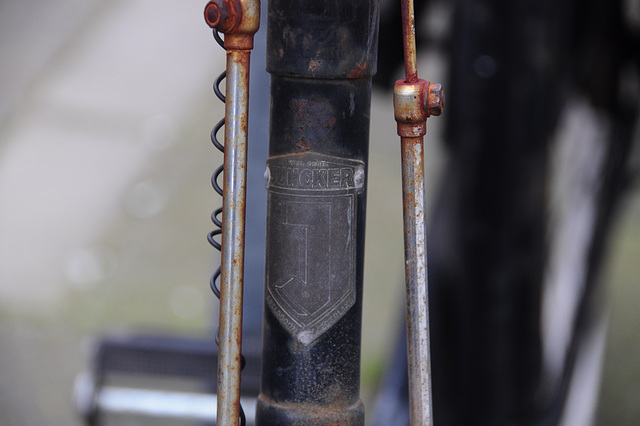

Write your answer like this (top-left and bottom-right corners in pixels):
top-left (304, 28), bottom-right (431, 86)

top-left (0, 0), bottom-right (638, 425)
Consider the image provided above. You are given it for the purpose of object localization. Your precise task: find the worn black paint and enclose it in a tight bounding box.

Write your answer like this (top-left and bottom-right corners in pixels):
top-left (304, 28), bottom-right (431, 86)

top-left (257, 1), bottom-right (378, 424)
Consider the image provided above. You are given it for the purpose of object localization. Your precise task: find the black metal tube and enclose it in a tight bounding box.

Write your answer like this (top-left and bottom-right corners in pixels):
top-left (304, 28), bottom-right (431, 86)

top-left (257, 1), bottom-right (379, 424)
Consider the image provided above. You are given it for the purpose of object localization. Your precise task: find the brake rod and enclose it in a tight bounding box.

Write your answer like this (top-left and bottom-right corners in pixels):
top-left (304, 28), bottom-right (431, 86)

top-left (394, 0), bottom-right (444, 424)
top-left (204, 1), bottom-right (259, 424)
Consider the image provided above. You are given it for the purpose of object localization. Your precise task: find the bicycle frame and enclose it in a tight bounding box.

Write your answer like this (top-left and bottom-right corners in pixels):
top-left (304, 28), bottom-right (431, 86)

top-left (256, 1), bottom-right (378, 424)
top-left (205, 0), bottom-right (443, 424)
top-left (72, 0), bottom-right (639, 424)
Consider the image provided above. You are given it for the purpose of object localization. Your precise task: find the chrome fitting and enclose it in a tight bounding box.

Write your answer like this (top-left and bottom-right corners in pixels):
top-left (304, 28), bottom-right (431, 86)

top-left (394, 79), bottom-right (444, 138)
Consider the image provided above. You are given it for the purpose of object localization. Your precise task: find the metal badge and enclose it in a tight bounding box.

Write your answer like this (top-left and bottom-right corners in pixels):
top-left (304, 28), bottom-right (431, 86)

top-left (264, 152), bottom-right (365, 345)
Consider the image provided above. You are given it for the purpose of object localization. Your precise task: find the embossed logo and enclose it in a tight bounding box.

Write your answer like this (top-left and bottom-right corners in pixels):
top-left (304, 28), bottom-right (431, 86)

top-left (265, 153), bottom-right (365, 345)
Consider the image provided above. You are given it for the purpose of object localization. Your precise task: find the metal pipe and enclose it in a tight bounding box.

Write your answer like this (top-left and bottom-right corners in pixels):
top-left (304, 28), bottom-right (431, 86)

top-left (400, 0), bottom-right (418, 83)
top-left (400, 136), bottom-right (432, 426)
top-left (204, 1), bottom-right (259, 424)
top-left (217, 48), bottom-right (251, 425)
top-left (394, 77), bottom-right (436, 426)
top-left (394, 0), bottom-right (443, 423)
top-left (257, 1), bottom-right (379, 424)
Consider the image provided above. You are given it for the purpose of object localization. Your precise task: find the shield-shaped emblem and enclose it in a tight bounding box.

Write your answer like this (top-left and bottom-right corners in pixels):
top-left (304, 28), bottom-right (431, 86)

top-left (264, 152), bottom-right (365, 345)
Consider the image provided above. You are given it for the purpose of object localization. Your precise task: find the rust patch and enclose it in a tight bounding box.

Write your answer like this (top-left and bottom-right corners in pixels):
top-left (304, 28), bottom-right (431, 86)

top-left (346, 62), bottom-right (368, 78)
top-left (401, 0), bottom-right (418, 82)
top-left (296, 137), bottom-right (311, 151)
top-left (323, 117), bottom-right (336, 129)
top-left (308, 58), bottom-right (322, 75)
top-left (290, 98), bottom-right (310, 117)
top-left (257, 394), bottom-right (364, 425)
top-left (204, 0), bottom-right (242, 33)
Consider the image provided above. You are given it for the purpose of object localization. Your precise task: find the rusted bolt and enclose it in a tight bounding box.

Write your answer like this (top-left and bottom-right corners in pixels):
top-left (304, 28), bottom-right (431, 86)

top-left (426, 83), bottom-right (444, 116)
top-left (204, 0), bottom-right (242, 34)
top-left (205, 2), bottom-right (221, 27)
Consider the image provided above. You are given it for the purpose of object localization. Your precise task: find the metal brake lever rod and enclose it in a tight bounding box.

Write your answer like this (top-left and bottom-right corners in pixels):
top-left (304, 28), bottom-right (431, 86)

top-left (394, 0), bottom-right (444, 424)
top-left (204, 1), bottom-right (259, 425)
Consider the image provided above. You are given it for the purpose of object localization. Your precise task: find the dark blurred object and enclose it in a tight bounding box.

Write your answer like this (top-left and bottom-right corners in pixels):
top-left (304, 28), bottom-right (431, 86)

top-left (75, 334), bottom-right (262, 425)
top-left (374, 0), bottom-right (639, 425)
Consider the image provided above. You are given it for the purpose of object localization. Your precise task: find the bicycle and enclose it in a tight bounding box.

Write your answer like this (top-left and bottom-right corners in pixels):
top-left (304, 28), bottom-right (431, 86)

top-left (75, 0), bottom-right (640, 424)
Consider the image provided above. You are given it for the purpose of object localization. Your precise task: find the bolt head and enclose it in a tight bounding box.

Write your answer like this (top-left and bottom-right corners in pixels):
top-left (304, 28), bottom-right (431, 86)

top-left (204, 0), bottom-right (243, 33)
top-left (426, 83), bottom-right (445, 116)
top-left (204, 2), bottom-right (221, 28)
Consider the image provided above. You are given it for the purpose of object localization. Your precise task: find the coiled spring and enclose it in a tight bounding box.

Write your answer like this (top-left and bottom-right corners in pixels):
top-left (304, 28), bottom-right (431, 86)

top-left (207, 29), bottom-right (247, 426)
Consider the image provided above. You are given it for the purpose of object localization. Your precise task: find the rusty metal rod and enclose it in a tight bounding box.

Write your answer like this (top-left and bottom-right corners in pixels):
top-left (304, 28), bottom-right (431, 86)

top-left (397, 0), bottom-right (435, 424)
top-left (204, 1), bottom-right (259, 424)
top-left (217, 48), bottom-right (251, 426)
top-left (400, 136), bottom-right (433, 426)
top-left (400, 0), bottom-right (418, 83)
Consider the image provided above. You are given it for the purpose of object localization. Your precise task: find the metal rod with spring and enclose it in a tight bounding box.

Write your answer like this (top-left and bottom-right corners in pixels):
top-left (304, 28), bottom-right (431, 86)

top-left (204, 1), bottom-right (259, 424)
top-left (394, 0), bottom-right (444, 423)
top-left (217, 47), bottom-right (250, 425)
